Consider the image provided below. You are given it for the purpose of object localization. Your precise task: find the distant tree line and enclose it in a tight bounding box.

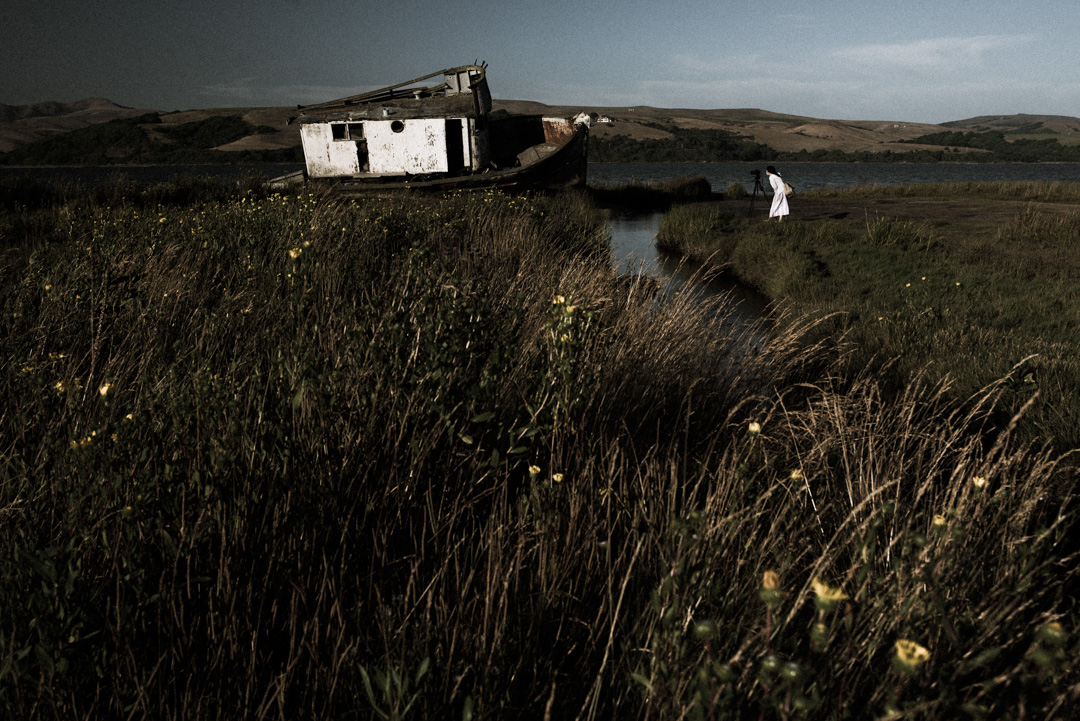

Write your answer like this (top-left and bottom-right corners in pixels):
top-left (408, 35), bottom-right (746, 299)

top-left (588, 124), bottom-right (1080, 164)
top-left (901, 130), bottom-right (1080, 162)
top-left (0, 114), bottom-right (302, 166)
top-left (588, 126), bottom-right (776, 163)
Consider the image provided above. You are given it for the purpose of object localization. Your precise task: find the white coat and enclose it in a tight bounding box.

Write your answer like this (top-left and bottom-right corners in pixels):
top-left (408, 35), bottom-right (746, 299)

top-left (768, 173), bottom-right (789, 218)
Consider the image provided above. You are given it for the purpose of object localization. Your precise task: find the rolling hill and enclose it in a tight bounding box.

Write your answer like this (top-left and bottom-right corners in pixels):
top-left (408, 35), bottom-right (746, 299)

top-left (3, 96), bottom-right (1079, 163)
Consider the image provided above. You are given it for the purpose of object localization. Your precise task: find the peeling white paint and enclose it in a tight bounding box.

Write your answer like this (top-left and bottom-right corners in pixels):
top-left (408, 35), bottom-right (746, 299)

top-left (301, 117), bottom-right (472, 178)
top-left (300, 124), bottom-right (361, 178)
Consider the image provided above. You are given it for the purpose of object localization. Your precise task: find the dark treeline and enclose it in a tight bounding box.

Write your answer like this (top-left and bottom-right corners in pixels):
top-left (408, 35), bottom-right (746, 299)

top-left (902, 129), bottom-right (1080, 162)
top-left (589, 125), bottom-right (1080, 163)
top-left (589, 125), bottom-right (776, 163)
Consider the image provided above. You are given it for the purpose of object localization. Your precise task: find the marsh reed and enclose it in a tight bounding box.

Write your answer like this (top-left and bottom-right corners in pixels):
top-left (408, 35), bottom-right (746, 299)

top-left (0, 178), bottom-right (1076, 719)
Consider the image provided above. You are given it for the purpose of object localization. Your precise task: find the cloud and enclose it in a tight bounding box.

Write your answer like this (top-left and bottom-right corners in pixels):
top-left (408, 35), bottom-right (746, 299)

top-left (199, 78), bottom-right (260, 102)
top-left (832, 34), bottom-right (1034, 72)
top-left (668, 52), bottom-right (779, 79)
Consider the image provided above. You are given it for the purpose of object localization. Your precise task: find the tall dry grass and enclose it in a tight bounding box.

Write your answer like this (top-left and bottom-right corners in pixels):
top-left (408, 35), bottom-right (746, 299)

top-left (0, 179), bottom-right (1076, 719)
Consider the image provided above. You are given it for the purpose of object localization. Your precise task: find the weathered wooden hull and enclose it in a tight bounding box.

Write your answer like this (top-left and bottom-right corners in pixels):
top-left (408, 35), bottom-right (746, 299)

top-left (271, 120), bottom-right (587, 194)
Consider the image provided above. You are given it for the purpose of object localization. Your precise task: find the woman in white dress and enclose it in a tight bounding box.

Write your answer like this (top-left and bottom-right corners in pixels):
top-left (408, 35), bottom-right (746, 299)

top-left (766, 166), bottom-right (789, 221)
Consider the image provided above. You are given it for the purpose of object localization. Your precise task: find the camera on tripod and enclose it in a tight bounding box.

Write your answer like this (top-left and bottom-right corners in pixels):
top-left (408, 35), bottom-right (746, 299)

top-left (747, 169), bottom-right (767, 217)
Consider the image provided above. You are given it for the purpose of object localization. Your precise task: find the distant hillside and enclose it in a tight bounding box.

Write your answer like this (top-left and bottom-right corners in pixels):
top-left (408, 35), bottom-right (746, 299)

top-left (0, 97), bottom-right (136, 123)
top-left (0, 98), bottom-right (157, 152)
top-left (495, 100), bottom-right (953, 156)
top-left (0, 100), bottom-right (302, 163)
top-left (0, 112), bottom-right (302, 166)
top-left (497, 104), bottom-right (1080, 162)
top-left (942, 113), bottom-right (1080, 135)
top-left (4, 97), bottom-right (1080, 164)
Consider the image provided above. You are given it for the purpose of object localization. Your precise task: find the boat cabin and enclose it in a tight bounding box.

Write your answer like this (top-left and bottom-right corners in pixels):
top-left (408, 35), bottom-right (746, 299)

top-left (284, 64), bottom-right (589, 191)
top-left (297, 67), bottom-right (487, 179)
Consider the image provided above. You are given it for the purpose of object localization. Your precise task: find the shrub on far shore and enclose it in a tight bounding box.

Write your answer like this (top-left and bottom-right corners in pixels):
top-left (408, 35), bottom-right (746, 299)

top-left (589, 175), bottom-right (712, 212)
top-left (725, 180), bottom-right (749, 199)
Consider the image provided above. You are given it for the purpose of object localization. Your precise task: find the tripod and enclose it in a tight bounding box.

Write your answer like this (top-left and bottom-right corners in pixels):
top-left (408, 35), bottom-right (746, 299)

top-left (747, 170), bottom-right (768, 217)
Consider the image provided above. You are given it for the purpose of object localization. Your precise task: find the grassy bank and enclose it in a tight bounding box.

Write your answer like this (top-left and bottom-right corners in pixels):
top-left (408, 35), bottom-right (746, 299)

top-left (1, 177), bottom-right (1077, 719)
top-left (588, 175), bottom-right (714, 212)
top-left (657, 182), bottom-right (1080, 450)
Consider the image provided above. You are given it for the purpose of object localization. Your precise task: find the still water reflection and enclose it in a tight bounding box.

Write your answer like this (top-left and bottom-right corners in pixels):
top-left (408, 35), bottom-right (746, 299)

top-left (607, 210), bottom-right (769, 335)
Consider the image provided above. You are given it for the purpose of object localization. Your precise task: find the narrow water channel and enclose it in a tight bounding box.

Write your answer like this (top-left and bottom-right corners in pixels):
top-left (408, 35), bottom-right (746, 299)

top-left (607, 211), bottom-right (770, 332)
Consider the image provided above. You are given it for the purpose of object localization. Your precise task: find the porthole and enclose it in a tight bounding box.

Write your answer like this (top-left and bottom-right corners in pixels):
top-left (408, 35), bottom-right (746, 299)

top-left (391, 120), bottom-right (405, 133)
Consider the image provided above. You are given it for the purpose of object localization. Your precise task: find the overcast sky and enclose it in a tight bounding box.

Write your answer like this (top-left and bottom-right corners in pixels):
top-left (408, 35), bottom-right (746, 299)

top-left (2, 0), bottom-right (1077, 124)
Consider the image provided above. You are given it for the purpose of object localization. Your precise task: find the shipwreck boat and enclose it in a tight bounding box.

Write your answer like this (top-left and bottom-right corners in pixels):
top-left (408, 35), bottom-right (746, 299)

top-left (272, 64), bottom-right (590, 192)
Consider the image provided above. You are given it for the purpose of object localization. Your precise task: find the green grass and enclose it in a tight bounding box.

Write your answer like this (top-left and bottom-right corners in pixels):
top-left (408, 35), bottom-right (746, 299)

top-left (1, 177), bottom-right (1077, 719)
top-left (803, 180), bottom-right (1080, 203)
top-left (588, 175), bottom-right (714, 212)
top-left (657, 183), bottom-right (1080, 450)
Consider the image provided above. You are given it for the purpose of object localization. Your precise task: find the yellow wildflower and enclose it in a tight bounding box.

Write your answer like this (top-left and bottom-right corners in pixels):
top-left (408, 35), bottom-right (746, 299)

top-left (760, 570), bottom-right (784, 607)
top-left (811, 578), bottom-right (848, 610)
top-left (933, 514), bottom-right (947, 527)
top-left (552, 473), bottom-right (564, 483)
top-left (1038, 622), bottom-right (1067, 646)
top-left (528, 465), bottom-right (541, 476)
top-left (973, 475), bottom-right (987, 490)
top-left (894, 639), bottom-right (930, 669)
top-left (790, 469), bottom-right (804, 481)
top-left (288, 248), bottom-right (302, 259)
top-left (98, 383), bottom-right (111, 397)
top-left (748, 421), bottom-right (761, 436)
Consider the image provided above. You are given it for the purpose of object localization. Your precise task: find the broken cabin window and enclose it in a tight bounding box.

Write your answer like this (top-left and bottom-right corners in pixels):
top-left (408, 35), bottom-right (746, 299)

top-left (331, 124), bottom-right (348, 141)
top-left (347, 123), bottom-right (364, 139)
